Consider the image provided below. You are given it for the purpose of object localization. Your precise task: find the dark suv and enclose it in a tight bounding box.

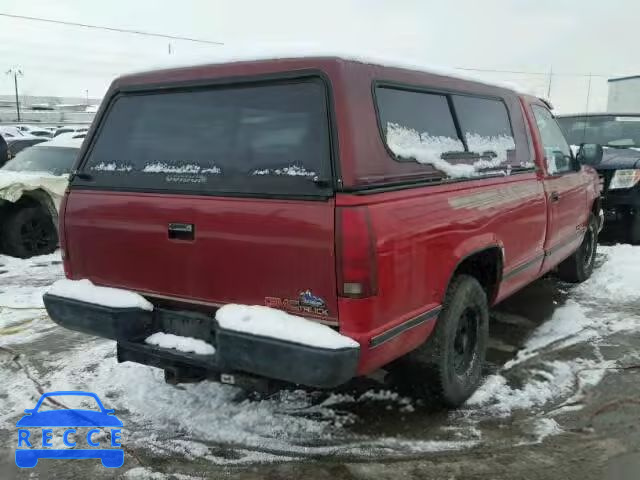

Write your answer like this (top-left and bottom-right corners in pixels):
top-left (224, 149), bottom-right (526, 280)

top-left (558, 113), bottom-right (640, 243)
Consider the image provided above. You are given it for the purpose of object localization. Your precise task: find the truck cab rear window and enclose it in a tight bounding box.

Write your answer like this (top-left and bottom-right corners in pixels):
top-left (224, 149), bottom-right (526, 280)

top-left (79, 79), bottom-right (332, 196)
top-left (375, 86), bottom-right (517, 178)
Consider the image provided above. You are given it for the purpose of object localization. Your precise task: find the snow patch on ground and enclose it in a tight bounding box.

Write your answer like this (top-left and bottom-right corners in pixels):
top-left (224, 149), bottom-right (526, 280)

top-left (124, 467), bottom-right (202, 480)
top-left (0, 252), bottom-right (63, 346)
top-left (531, 418), bottom-right (563, 443)
top-left (216, 304), bottom-right (359, 349)
top-left (575, 244), bottom-right (640, 303)
top-left (0, 285), bottom-right (47, 309)
top-left (145, 332), bottom-right (215, 355)
top-left (504, 300), bottom-right (598, 368)
top-left (47, 278), bottom-right (154, 311)
top-left (467, 361), bottom-right (576, 415)
top-left (467, 246), bottom-right (640, 419)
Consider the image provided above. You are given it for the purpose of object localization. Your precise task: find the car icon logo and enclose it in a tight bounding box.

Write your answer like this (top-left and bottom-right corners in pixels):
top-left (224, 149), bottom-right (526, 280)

top-left (15, 391), bottom-right (124, 468)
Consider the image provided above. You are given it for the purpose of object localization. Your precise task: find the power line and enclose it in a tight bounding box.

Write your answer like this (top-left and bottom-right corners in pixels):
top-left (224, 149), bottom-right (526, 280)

top-left (454, 66), bottom-right (625, 78)
top-left (0, 12), bottom-right (224, 45)
top-left (0, 12), bottom-right (634, 80)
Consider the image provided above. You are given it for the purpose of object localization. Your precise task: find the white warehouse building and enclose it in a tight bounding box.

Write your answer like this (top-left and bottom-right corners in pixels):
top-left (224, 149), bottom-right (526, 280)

top-left (608, 76), bottom-right (640, 112)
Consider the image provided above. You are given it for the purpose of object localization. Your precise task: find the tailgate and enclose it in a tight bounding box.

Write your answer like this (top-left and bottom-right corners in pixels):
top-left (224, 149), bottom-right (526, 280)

top-left (63, 191), bottom-right (338, 322)
top-left (63, 75), bottom-right (339, 323)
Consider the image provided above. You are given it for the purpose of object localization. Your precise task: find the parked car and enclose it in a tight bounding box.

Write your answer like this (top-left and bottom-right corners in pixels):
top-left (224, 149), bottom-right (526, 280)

top-left (0, 138), bottom-right (82, 258)
top-left (13, 125), bottom-right (53, 138)
top-left (558, 113), bottom-right (640, 243)
top-left (53, 126), bottom-right (89, 137)
top-left (51, 131), bottom-right (86, 142)
top-left (43, 55), bottom-right (601, 407)
top-left (0, 125), bottom-right (24, 138)
top-left (28, 129), bottom-right (54, 138)
top-left (4, 137), bottom-right (49, 164)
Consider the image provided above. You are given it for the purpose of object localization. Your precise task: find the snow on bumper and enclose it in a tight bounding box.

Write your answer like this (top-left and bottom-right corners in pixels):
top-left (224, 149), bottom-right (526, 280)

top-left (43, 286), bottom-right (360, 388)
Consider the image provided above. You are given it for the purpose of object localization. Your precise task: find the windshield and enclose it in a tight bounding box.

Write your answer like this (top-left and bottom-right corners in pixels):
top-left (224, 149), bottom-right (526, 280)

top-left (557, 115), bottom-right (640, 148)
top-left (1, 145), bottom-right (78, 175)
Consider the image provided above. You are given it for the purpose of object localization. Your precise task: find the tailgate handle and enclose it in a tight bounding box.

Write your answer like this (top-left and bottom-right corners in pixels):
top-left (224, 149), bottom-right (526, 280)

top-left (168, 223), bottom-right (195, 241)
top-left (550, 191), bottom-right (560, 202)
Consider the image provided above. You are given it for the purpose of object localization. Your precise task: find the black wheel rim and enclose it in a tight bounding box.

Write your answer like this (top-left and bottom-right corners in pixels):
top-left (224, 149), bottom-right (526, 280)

top-left (453, 307), bottom-right (479, 375)
top-left (582, 226), bottom-right (595, 269)
top-left (20, 217), bottom-right (53, 254)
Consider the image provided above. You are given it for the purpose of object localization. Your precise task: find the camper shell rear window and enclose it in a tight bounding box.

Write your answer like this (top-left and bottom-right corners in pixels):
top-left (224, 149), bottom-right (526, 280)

top-left (77, 77), bottom-right (333, 197)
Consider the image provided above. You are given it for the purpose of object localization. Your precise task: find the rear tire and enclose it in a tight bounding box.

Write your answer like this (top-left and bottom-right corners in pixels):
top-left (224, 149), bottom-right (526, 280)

top-left (557, 214), bottom-right (598, 283)
top-left (392, 275), bottom-right (489, 408)
top-left (1, 207), bottom-right (58, 258)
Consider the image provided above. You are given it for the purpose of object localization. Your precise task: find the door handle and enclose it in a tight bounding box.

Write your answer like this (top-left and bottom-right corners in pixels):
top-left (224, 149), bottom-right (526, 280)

top-left (168, 223), bottom-right (195, 240)
top-left (550, 191), bottom-right (560, 202)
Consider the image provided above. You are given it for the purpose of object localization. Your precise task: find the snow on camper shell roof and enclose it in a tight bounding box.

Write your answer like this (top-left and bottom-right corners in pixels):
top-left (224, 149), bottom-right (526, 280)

top-left (121, 47), bottom-right (536, 96)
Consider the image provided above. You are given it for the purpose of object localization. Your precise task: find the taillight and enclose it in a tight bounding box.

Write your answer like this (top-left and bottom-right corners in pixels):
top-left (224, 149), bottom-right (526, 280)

top-left (336, 206), bottom-right (378, 298)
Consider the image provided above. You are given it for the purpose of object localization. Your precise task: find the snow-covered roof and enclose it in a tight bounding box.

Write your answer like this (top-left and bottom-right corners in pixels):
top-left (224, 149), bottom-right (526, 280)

top-left (124, 46), bottom-right (534, 95)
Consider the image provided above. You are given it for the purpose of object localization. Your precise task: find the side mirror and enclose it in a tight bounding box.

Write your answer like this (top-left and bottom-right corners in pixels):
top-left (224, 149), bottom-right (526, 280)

top-left (576, 143), bottom-right (603, 166)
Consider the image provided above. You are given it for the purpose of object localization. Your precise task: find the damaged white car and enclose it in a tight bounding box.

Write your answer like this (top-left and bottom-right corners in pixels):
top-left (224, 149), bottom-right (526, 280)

top-left (0, 138), bottom-right (82, 258)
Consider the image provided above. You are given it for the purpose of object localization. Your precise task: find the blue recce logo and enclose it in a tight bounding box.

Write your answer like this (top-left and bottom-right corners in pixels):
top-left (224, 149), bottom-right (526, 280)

top-left (15, 391), bottom-right (124, 468)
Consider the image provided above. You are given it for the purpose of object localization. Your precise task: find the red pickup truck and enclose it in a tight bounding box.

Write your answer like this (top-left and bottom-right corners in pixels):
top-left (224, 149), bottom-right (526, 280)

top-left (43, 56), bottom-right (602, 407)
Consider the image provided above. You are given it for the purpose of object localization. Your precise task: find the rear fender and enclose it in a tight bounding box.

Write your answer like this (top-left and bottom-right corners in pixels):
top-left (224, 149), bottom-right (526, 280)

top-left (442, 235), bottom-right (505, 303)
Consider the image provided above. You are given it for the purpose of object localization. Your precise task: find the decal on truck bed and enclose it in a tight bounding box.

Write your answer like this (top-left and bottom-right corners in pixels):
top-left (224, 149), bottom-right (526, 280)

top-left (265, 290), bottom-right (329, 318)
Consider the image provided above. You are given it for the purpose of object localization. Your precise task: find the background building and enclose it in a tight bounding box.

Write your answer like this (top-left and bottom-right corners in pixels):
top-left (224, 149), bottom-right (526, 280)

top-left (0, 94), bottom-right (100, 124)
top-left (607, 76), bottom-right (640, 112)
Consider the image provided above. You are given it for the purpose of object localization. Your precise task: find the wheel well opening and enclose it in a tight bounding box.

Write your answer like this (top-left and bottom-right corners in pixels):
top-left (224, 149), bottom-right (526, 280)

top-left (453, 248), bottom-right (502, 304)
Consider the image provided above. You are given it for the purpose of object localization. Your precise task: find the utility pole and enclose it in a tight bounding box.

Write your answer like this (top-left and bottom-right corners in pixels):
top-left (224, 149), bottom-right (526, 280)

top-left (584, 73), bottom-right (593, 114)
top-left (6, 67), bottom-right (23, 122)
top-left (546, 65), bottom-right (553, 100)
top-left (85, 89), bottom-right (89, 106)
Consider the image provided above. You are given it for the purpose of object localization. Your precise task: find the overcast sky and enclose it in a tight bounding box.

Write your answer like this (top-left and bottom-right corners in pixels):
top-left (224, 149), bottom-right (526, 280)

top-left (1, 0), bottom-right (639, 113)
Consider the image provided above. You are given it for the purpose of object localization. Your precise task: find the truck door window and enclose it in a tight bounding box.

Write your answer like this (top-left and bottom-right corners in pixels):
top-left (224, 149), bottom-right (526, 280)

top-left (532, 105), bottom-right (573, 175)
top-left (375, 87), bottom-right (463, 176)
